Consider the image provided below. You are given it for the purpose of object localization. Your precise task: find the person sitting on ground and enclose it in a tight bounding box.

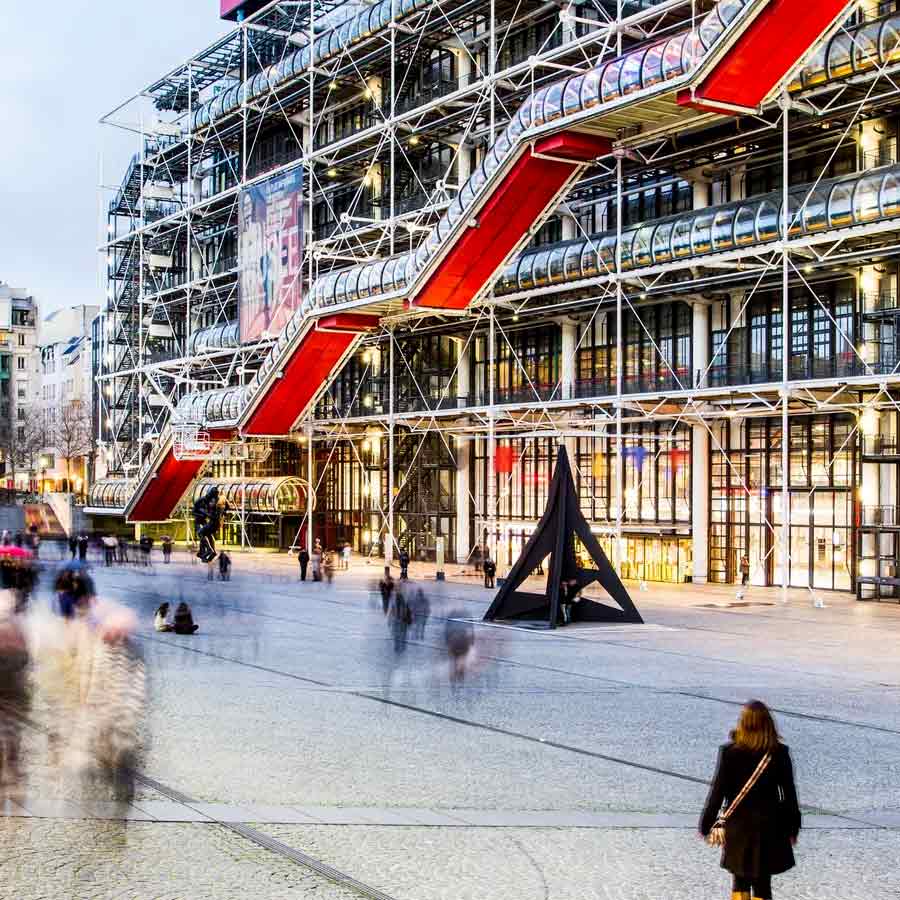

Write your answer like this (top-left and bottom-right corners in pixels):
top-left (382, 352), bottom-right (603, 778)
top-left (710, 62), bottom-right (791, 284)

top-left (218, 551), bottom-right (231, 581)
top-left (154, 603), bottom-right (174, 632)
top-left (172, 602), bottom-right (199, 635)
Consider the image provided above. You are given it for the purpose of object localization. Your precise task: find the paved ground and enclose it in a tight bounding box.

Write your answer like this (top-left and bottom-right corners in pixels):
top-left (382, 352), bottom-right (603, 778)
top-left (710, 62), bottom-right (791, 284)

top-left (4, 546), bottom-right (900, 899)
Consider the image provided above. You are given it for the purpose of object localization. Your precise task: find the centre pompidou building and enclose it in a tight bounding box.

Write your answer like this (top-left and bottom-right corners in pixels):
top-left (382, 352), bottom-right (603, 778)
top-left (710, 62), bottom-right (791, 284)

top-left (89, 0), bottom-right (900, 599)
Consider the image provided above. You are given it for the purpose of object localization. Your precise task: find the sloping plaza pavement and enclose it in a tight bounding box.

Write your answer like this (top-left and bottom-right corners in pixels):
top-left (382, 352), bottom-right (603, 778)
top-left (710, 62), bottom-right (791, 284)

top-left (4, 547), bottom-right (899, 899)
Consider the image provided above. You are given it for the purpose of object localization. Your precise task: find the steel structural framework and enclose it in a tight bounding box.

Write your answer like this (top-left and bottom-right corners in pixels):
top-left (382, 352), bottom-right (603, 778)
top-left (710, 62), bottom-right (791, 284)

top-left (91, 0), bottom-right (900, 597)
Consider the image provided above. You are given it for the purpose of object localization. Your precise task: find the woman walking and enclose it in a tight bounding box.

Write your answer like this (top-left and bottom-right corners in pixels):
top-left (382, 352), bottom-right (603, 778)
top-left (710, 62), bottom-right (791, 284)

top-left (699, 700), bottom-right (800, 900)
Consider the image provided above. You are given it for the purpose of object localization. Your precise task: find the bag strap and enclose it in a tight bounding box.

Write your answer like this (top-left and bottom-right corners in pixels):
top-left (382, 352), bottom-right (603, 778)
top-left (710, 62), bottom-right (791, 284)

top-left (720, 751), bottom-right (772, 822)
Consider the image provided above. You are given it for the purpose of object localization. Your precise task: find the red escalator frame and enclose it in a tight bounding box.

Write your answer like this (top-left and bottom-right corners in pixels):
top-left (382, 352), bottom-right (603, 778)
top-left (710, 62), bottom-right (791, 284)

top-left (128, 427), bottom-right (234, 523)
top-left (413, 132), bottom-right (611, 310)
top-left (678, 0), bottom-right (851, 112)
top-left (244, 313), bottom-right (380, 436)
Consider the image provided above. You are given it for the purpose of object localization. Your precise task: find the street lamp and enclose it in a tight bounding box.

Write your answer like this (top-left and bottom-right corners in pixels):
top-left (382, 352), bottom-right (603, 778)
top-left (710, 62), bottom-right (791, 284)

top-left (39, 455), bottom-right (50, 500)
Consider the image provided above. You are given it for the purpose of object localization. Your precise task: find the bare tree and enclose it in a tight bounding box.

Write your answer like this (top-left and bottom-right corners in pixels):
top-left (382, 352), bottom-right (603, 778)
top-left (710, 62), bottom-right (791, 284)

top-left (1, 406), bottom-right (46, 489)
top-left (51, 400), bottom-right (94, 493)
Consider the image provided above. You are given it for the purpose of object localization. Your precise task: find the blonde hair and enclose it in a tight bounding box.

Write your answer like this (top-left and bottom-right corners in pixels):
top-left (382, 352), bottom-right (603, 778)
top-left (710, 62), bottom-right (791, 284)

top-left (732, 700), bottom-right (779, 753)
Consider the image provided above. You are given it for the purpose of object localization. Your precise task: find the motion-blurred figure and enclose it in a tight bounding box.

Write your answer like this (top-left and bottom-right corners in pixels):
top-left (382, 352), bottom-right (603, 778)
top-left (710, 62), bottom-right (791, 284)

top-left (34, 571), bottom-right (144, 798)
top-left (379, 567), bottom-right (394, 614)
top-left (445, 613), bottom-right (475, 683)
top-left (389, 587), bottom-right (412, 653)
top-left (161, 535), bottom-right (173, 564)
top-left (102, 535), bottom-right (117, 566)
top-left (77, 534), bottom-right (88, 562)
top-left (398, 548), bottom-right (410, 580)
top-left (410, 587), bottom-right (430, 639)
top-left (323, 551), bottom-right (335, 584)
top-left (0, 591), bottom-right (29, 796)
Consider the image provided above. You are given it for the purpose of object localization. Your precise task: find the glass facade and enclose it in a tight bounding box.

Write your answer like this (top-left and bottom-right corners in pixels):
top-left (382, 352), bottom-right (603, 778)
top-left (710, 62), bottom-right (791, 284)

top-left (709, 415), bottom-right (854, 590)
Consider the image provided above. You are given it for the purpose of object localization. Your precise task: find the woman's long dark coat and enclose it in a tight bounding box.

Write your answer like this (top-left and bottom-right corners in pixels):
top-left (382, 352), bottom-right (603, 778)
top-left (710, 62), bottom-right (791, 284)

top-left (699, 742), bottom-right (801, 878)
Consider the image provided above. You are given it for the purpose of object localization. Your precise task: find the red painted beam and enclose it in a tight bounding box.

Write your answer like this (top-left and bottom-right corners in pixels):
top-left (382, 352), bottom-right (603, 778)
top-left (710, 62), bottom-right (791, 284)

top-left (678, 0), bottom-right (848, 111)
top-left (129, 450), bottom-right (205, 522)
top-left (244, 319), bottom-right (377, 436)
top-left (414, 132), bottom-right (610, 310)
top-left (318, 313), bottom-right (381, 332)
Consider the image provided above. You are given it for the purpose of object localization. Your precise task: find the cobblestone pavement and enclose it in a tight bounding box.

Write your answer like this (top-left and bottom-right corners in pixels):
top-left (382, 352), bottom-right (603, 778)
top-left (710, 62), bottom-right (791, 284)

top-left (5, 548), bottom-right (899, 898)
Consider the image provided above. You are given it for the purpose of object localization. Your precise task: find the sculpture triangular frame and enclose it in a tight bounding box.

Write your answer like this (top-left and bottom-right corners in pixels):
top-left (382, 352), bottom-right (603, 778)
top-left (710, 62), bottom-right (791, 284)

top-left (483, 445), bottom-right (643, 627)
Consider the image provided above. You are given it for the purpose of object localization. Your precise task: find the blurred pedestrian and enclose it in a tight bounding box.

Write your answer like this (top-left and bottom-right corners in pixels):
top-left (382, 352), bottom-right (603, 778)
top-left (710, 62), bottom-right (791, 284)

top-left (389, 587), bottom-right (412, 653)
top-left (483, 554), bottom-right (496, 589)
top-left (173, 602), bottom-right (199, 635)
top-left (68, 534), bottom-right (77, 560)
top-left (161, 535), bottom-right (173, 564)
top-left (342, 542), bottom-right (351, 570)
top-left (311, 547), bottom-right (322, 582)
top-left (77, 534), bottom-right (88, 562)
top-left (323, 551), bottom-right (334, 584)
top-left (445, 613), bottom-right (475, 683)
top-left (472, 543), bottom-right (482, 573)
top-left (102, 535), bottom-right (117, 567)
top-left (117, 535), bottom-right (128, 564)
top-left (379, 567), bottom-right (394, 614)
top-left (410, 587), bottom-right (430, 639)
top-left (398, 548), bottom-right (409, 580)
top-left (699, 700), bottom-right (800, 900)
top-left (218, 550), bottom-right (231, 581)
top-left (0, 591), bottom-right (29, 796)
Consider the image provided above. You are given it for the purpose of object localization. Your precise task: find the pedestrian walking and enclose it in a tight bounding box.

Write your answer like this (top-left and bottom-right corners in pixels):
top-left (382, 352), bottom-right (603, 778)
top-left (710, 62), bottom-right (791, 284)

top-left (389, 588), bottom-right (412, 653)
top-left (218, 550), bottom-right (231, 581)
top-left (398, 548), bottom-right (409, 580)
top-left (311, 548), bottom-right (322, 582)
top-left (117, 535), bottom-right (128, 564)
top-left (699, 700), bottom-right (800, 900)
top-left (323, 551), bottom-right (334, 584)
top-left (77, 534), bottom-right (88, 562)
top-left (410, 587), bottom-right (430, 639)
top-left (68, 535), bottom-right (77, 560)
top-left (342, 542), bottom-right (351, 570)
top-left (379, 567), bottom-right (394, 614)
top-left (298, 547), bottom-right (310, 581)
top-left (472, 543), bottom-right (482, 573)
top-left (739, 555), bottom-right (750, 587)
top-left (102, 535), bottom-right (117, 567)
top-left (483, 554), bottom-right (496, 589)
top-left (161, 536), bottom-right (173, 564)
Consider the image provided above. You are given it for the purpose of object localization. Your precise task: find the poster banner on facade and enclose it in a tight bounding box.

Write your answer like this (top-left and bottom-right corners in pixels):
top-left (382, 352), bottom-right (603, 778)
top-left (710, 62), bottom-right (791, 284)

top-left (239, 168), bottom-right (304, 343)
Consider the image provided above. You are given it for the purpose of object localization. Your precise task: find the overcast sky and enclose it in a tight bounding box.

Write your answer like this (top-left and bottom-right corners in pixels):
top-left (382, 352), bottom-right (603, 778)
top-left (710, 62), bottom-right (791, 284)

top-left (0, 1), bottom-right (229, 318)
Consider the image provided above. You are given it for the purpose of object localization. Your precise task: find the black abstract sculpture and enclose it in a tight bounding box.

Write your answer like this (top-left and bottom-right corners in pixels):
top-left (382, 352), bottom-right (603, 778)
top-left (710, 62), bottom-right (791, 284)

top-left (193, 485), bottom-right (224, 563)
top-left (483, 445), bottom-right (643, 627)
